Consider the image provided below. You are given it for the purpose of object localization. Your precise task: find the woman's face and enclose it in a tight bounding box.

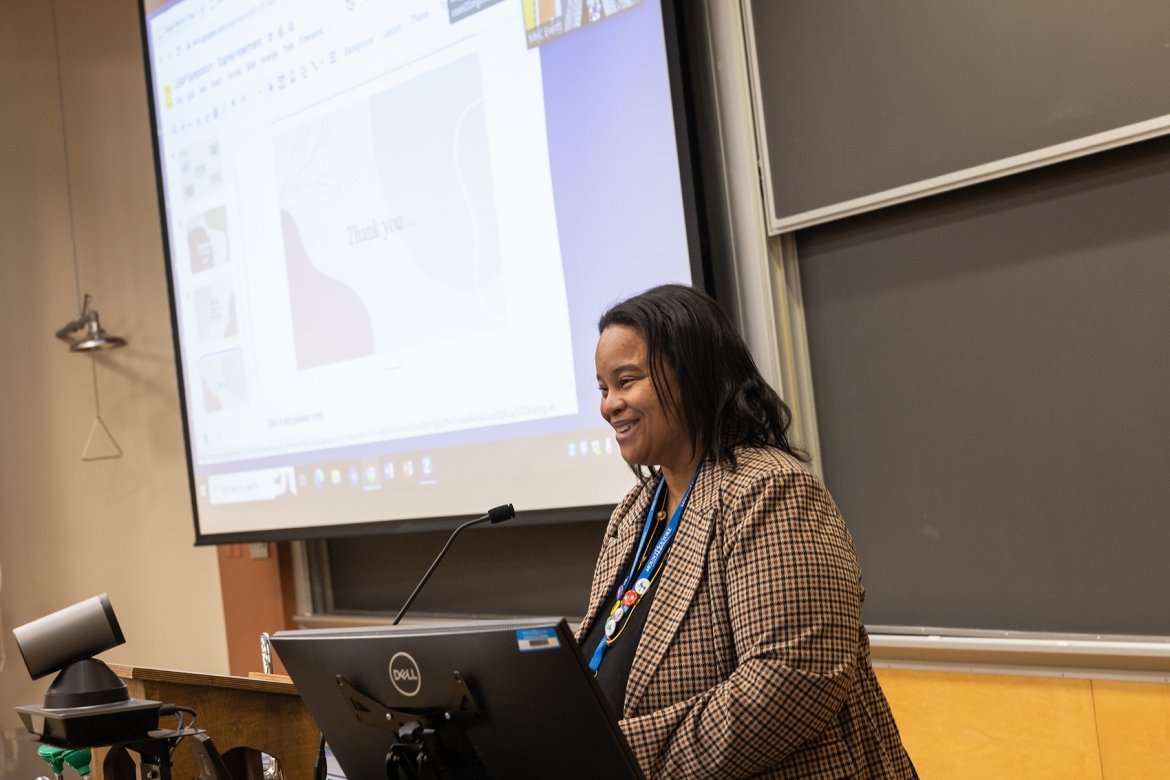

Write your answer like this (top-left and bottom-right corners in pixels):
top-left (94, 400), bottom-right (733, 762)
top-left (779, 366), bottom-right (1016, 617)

top-left (595, 324), bottom-right (693, 475)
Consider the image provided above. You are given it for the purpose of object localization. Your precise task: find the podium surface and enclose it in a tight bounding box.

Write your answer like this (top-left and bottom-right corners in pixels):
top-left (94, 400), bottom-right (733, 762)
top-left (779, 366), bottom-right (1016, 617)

top-left (96, 664), bottom-right (319, 780)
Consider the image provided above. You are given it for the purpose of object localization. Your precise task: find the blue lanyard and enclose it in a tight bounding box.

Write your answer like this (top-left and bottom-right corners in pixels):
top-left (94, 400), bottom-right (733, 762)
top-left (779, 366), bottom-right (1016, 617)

top-left (589, 466), bottom-right (700, 674)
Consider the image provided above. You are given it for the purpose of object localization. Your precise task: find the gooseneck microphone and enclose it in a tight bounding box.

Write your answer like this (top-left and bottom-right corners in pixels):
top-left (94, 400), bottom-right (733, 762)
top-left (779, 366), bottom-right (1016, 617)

top-left (392, 504), bottom-right (516, 626)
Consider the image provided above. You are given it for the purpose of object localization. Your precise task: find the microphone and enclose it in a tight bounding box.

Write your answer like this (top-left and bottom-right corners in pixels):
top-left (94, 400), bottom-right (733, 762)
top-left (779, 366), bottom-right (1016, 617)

top-left (392, 504), bottom-right (515, 625)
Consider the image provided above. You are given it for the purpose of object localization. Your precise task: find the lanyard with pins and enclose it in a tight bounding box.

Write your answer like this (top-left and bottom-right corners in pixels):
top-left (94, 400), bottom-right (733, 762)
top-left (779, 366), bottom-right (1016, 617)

top-left (588, 465), bottom-right (701, 674)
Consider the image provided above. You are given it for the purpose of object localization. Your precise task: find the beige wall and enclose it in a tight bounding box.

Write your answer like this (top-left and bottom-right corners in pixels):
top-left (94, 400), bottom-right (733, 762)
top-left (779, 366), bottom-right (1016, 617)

top-left (0, 0), bottom-right (227, 773)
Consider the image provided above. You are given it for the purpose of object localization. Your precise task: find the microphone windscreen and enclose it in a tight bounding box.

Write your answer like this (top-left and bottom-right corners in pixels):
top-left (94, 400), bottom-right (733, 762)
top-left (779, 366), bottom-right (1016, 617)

top-left (487, 503), bottom-right (515, 524)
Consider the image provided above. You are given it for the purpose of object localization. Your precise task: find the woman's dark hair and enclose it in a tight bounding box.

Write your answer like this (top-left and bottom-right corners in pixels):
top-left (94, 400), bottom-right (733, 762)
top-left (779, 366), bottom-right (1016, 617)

top-left (599, 284), bottom-right (805, 472)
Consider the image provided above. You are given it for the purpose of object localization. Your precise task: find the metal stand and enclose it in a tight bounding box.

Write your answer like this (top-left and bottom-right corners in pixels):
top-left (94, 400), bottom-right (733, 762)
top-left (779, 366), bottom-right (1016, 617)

top-left (101, 728), bottom-right (232, 780)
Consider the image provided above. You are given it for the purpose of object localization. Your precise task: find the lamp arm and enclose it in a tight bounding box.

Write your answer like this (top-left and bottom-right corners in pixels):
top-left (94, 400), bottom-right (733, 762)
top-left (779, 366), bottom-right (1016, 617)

top-left (55, 315), bottom-right (86, 342)
top-left (54, 294), bottom-right (94, 342)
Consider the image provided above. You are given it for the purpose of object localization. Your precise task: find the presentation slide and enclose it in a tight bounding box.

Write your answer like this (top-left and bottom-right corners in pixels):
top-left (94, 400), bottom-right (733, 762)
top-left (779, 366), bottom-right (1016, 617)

top-left (143, 0), bottom-right (696, 540)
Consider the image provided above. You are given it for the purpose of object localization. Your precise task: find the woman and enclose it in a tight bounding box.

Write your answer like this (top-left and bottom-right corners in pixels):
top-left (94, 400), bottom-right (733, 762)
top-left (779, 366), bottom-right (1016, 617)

top-left (579, 284), bottom-right (915, 778)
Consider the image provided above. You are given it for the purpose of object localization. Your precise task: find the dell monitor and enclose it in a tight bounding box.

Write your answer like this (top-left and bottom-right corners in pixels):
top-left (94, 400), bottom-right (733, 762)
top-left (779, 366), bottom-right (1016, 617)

top-left (271, 618), bottom-right (643, 779)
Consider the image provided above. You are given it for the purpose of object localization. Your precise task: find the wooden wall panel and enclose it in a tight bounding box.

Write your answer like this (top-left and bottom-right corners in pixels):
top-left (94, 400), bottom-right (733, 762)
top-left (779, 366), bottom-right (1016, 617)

top-left (217, 542), bottom-right (299, 676)
top-left (1092, 679), bottom-right (1170, 779)
top-left (875, 668), bottom-right (1102, 779)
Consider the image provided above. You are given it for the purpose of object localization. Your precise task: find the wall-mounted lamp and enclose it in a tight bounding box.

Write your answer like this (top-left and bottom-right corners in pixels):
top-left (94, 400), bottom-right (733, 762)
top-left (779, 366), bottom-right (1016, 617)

top-left (54, 294), bottom-right (127, 353)
top-left (52, 290), bottom-right (126, 461)
top-left (48, 0), bottom-right (128, 461)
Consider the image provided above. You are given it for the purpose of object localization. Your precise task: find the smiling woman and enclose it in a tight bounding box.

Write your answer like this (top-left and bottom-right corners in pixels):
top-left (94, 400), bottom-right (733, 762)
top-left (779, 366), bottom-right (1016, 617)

top-left (579, 284), bottom-right (917, 779)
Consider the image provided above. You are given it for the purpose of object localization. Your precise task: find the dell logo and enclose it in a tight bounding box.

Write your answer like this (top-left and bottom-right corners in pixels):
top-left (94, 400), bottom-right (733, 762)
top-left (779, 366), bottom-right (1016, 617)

top-left (388, 651), bottom-right (421, 697)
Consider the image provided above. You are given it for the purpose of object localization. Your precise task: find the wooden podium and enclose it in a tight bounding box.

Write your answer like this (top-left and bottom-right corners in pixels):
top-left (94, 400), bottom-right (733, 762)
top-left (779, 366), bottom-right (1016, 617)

top-left (95, 665), bottom-right (321, 780)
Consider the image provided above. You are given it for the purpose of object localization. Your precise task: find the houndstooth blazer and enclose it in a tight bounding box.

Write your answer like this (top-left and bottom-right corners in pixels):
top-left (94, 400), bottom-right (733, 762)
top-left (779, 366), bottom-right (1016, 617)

top-left (577, 447), bottom-right (916, 779)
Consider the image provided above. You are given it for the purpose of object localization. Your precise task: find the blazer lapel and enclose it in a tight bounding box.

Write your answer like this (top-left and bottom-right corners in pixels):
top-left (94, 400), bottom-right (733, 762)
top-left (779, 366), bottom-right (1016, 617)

top-left (623, 462), bottom-right (718, 715)
top-left (578, 480), bottom-right (657, 641)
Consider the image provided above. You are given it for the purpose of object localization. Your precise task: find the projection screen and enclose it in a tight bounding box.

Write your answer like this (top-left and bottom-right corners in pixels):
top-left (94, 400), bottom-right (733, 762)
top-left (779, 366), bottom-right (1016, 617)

top-left (139, 0), bottom-right (702, 543)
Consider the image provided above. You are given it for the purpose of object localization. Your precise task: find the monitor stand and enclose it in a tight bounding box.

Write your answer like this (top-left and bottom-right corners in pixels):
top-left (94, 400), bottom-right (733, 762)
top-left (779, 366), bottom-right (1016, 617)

top-left (337, 673), bottom-right (487, 780)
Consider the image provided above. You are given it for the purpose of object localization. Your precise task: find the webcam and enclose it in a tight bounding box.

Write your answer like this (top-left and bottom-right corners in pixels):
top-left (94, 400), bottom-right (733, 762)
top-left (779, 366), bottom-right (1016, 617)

top-left (12, 594), bottom-right (161, 745)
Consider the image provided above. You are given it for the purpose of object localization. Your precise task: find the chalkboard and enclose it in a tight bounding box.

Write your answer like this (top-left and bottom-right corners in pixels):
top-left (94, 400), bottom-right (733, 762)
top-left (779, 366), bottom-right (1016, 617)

top-left (797, 133), bottom-right (1170, 637)
top-left (749, 0), bottom-right (1170, 229)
